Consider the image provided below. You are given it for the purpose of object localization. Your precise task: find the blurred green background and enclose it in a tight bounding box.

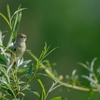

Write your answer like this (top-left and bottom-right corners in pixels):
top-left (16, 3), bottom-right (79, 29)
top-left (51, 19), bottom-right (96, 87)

top-left (0, 0), bottom-right (100, 100)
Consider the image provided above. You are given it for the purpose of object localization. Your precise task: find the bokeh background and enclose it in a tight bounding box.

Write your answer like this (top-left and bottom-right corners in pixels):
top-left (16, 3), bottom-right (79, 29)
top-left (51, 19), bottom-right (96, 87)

top-left (0, 0), bottom-right (100, 100)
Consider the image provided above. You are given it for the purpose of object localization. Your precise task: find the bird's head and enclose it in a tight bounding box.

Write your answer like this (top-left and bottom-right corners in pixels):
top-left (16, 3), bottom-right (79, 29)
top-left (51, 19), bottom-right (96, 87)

top-left (17, 34), bottom-right (28, 42)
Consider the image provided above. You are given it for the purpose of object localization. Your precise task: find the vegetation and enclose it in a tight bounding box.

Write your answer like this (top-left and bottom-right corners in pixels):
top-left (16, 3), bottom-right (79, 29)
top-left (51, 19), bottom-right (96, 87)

top-left (0, 5), bottom-right (100, 100)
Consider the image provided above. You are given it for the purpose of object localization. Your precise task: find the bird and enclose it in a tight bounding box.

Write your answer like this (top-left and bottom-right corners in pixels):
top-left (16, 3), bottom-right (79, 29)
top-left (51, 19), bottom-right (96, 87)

top-left (11, 33), bottom-right (28, 64)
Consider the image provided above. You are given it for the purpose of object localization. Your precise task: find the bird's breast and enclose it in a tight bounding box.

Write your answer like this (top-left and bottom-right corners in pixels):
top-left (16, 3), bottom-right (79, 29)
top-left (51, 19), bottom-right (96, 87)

top-left (14, 42), bottom-right (26, 57)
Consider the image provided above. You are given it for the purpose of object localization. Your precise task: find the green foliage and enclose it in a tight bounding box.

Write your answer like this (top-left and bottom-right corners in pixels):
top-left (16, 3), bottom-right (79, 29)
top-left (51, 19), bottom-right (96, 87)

top-left (0, 5), bottom-right (100, 100)
top-left (50, 97), bottom-right (67, 100)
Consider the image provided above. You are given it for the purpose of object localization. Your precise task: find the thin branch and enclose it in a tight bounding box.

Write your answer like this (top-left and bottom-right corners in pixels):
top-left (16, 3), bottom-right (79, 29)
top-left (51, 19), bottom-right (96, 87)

top-left (29, 52), bottom-right (99, 92)
top-left (26, 48), bottom-right (100, 93)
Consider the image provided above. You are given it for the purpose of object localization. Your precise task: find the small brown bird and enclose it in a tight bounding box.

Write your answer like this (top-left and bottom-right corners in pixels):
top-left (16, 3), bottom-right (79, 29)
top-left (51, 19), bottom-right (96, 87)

top-left (11, 34), bottom-right (28, 64)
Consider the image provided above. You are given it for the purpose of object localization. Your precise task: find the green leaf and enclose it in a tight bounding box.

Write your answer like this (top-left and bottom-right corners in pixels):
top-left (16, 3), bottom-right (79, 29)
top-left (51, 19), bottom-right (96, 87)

top-left (0, 30), bottom-right (4, 45)
top-left (18, 81), bottom-right (25, 85)
top-left (0, 66), bottom-right (10, 83)
top-left (0, 45), bottom-right (15, 57)
top-left (0, 91), bottom-right (9, 100)
top-left (90, 57), bottom-right (97, 72)
top-left (27, 88), bottom-right (40, 97)
top-left (0, 31), bottom-right (5, 54)
top-left (11, 8), bottom-right (27, 41)
top-left (22, 84), bottom-right (30, 91)
top-left (6, 4), bottom-right (11, 21)
top-left (39, 42), bottom-right (58, 61)
top-left (39, 89), bottom-right (44, 100)
top-left (0, 66), bottom-right (7, 75)
top-left (11, 8), bottom-right (27, 21)
top-left (0, 54), bottom-right (8, 64)
top-left (18, 67), bottom-right (29, 73)
top-left (78, 62), bottom-right (90, 71)
top-left (89, 89), bottom-right (94, 98)
top-left (0, 77), bottom-right (7, 85)
top-left (1, 85), bottom-right (15, 97)
top-left (37, 77), bottom-right (46, 98)
top-left (17, 59), bottom-right (31, 70)
top-left (82, 75), bottom-right (96, 84)
top-left (50, 96), bottom-right (67, 100)
top-left (12, 12), bottom-right (19, 39)
top-left (28, 64), bottom-right (33, 75)
top-left (12, 99), bottom-right (20, 100)
top-left (0, 13), bottom-right (10, 28)
top-left (7, 88), bottom-right (15, 97)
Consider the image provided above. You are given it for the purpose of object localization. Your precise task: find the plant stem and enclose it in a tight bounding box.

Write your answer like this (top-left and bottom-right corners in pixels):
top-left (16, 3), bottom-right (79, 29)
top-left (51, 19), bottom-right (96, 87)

top-left (26, 50), bottom-right (100, 94)
top-left (44, 67), bottom-right (99, 92)
top-left (30, 53), bottom-right (100, 92)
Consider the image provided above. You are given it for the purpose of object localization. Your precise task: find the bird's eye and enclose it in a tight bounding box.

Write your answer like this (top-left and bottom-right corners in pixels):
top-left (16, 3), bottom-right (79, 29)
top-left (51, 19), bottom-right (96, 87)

top-left (21, 36), bottom-right (23, 38)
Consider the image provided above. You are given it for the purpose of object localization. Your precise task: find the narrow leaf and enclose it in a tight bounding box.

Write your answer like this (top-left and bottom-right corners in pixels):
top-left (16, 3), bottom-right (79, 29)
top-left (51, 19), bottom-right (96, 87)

top-left (17, 59), bottom-right (31, 69)
top-left (51, 96), bottom-right (67, 100)
top-left (0, 54), bottom-right (8, 64)
top-left (12, 12), bottom-right (18, 38)
top-left (6, 4), bottom-right (11, 21)
top-left (22, 84), bottom-right (30, 91)
top-left (11, 8), bottom-right (27, 21)
top-left (82, 75), bottom-right (96, 84)
top-left (28, 64), bottom-right (33, 75)
top-left (27, 88), bottom-right (40, 97)
top-left (37, 77), bottom-right (46, 97)
top-left (0, 13), bottom-right (10, 28)
top-left (90, 57), bottom-right (97, 72)
top-left (7, 88), bottom-right (15, 97)
top-left (39, 89), bottom-right (44, 100)
top-left (78, 62), bottom-right (90, 71)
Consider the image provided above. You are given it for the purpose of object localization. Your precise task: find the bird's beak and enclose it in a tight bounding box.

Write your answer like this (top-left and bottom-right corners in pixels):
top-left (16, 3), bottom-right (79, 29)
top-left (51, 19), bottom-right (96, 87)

top-left (26, 35), bottom-right (28, 38)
